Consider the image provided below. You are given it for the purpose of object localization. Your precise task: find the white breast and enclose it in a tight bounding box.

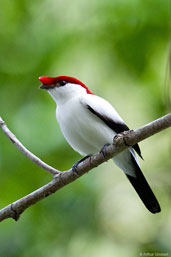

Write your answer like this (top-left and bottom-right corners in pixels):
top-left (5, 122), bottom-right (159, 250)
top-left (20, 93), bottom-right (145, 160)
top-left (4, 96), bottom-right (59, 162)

top-left (56, 96), bottom-right (116, 156)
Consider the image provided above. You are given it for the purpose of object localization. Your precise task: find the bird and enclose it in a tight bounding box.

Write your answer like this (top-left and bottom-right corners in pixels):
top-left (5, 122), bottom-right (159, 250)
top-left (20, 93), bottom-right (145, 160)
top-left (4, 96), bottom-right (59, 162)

top-left (39, 75), bottom-right (161, 214)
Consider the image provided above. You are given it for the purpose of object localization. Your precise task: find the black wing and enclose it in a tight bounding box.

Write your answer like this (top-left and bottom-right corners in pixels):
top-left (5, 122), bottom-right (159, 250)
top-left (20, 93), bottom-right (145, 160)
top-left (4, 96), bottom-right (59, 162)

top-left (86, 104), bottom-right (143, 159)
top-left (86, 104), bottom-right (161, 213)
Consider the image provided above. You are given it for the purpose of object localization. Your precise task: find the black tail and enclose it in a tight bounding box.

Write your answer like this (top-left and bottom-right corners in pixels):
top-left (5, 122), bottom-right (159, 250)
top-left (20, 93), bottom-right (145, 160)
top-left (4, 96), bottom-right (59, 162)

top-left (126, 155), bottom-right (161, 214)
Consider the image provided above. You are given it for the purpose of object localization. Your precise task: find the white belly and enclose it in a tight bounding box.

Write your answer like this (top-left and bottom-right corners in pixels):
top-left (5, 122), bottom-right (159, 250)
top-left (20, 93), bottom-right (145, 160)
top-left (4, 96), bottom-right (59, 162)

top-left (56, 96), bottom-right (139, 177)
top-left (56, 99), bottom-right (116, 156)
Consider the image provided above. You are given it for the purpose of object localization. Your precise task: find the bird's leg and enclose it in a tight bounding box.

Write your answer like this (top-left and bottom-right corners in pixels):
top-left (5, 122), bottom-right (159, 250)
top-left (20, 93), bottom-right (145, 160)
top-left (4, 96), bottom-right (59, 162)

top-left (72, 155), bottom-right (92, 176)
top-left (100, 143), bottom-right (110, 159)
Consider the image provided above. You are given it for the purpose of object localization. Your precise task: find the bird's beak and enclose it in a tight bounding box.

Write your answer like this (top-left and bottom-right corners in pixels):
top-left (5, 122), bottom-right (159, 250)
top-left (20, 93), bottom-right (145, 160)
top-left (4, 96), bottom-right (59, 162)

top-left (39, 84), bottom-right (52, 90)
top-left (39, 76), bottom-right (55, 90)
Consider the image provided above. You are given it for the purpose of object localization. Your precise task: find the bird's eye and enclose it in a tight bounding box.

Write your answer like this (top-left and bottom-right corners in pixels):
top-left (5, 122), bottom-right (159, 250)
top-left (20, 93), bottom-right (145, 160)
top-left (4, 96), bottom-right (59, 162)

top-left (59, 80), bottom-right (67, 86)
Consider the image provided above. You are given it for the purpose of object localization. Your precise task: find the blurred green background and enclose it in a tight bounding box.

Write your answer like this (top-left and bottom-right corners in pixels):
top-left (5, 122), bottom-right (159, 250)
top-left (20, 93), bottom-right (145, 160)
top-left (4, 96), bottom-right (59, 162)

top-left (0, 0), bottom-right (170, 256)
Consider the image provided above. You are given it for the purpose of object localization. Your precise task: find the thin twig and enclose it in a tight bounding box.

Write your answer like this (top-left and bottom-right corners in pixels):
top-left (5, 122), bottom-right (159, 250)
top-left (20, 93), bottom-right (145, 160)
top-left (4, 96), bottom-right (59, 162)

top-left (0, 117), bottom-right (60, 175)
top-left (0, 113), bottom-right (170, 222)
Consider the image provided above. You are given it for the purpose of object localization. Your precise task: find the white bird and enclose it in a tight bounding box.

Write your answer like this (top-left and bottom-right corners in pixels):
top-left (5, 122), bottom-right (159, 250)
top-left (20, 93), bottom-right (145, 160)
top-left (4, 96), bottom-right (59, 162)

top-left (39, 75), bottom-right (161, 214)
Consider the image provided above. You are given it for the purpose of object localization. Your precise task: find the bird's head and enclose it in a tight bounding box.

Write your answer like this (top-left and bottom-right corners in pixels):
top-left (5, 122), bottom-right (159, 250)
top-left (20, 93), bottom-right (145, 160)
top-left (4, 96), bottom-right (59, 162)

top-left (39, 76), bottom-right (93, 104)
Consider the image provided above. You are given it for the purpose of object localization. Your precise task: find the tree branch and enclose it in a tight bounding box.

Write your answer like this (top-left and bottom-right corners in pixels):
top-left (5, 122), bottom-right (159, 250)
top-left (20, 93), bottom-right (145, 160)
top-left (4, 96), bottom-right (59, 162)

top-left (0, 117), bottom-right (60, 176)
top-left (0, 113), bottom-right (170, 222)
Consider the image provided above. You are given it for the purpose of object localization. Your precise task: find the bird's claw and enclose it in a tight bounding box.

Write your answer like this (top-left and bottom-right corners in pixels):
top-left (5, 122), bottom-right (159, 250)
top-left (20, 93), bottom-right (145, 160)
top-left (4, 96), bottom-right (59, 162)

top-left (100, 143), bottom-right (110, 159)
top-left (72, 155), bottom-right (91, 176)
top-left (72, 162), bottom-right (80, 176)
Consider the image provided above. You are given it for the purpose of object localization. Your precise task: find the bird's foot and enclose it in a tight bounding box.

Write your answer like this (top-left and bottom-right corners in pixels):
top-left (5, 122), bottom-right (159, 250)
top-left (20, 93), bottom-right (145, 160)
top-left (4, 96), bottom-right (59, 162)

top-left (72, 155), bottom-right (91, 176)
top-left (100, 143), bottom-right (110, 159)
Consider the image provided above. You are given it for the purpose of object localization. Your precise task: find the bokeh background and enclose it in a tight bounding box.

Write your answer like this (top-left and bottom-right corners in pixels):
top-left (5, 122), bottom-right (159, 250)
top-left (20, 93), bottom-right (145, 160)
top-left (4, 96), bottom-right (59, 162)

top-left (0, 0), bottom-right (170, 256)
